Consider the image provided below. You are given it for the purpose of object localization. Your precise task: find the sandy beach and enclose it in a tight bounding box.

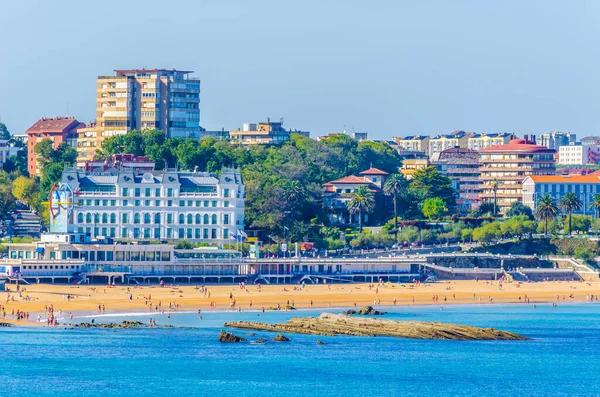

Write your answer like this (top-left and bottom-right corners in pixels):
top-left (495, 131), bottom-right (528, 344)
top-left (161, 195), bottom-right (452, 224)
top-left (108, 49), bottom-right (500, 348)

top-left (2, 279), bottom-right (600, 325)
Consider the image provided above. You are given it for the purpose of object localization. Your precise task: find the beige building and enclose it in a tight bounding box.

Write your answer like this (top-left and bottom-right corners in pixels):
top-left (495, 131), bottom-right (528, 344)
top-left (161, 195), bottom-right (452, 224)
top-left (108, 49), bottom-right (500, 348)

top-left (89, 69), bottom-right (200, 162)
top-left (76, 122), bottom-right (98, 166)
top-left (230, 119), bottom-right (309, 145)
top-left (400, 157), bottom-right (429, 179)
top-left (392, 135), bottom-right (430, 152)
top-left (479, 137), bottom-right (556, 213)
top-left (467, 132), bottom-right (512, 151)
top-left (428, 131), bottom-right (470, 157)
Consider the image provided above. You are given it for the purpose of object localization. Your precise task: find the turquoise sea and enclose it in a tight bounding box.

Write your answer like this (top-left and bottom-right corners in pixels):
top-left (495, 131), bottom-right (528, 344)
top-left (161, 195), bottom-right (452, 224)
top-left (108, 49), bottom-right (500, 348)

top-left (2, 303), bottom-right (600, 397)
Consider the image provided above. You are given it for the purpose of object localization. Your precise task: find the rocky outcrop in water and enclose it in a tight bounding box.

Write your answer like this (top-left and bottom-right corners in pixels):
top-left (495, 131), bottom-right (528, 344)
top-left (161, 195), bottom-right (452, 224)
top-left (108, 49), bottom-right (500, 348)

top-left (272, 334), bottom-right (290, 342)
top-left (224, 313), bottom-right (529, 341)
top-left (343, 306), bottom-right (386, 315)
top-left (73, 321), bottom-right (148, 329)
top-left (218, 330), bottom-right (246, 343)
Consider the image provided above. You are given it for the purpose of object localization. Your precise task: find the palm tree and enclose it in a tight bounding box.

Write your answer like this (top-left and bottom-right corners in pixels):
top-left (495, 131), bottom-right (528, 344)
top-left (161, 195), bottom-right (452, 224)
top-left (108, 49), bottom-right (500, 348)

top-left (590, 193), bottom-right (600, 219)
top-left (383, 174), bottom-right (407, 241)
top-left (535, 194), bottom-right (559, 237)
top-left (559, 192), bottom-right (582, 235)
top-left (491, 178), bottom-right (499, 217)
top-left (347, 186), bottom-right (375, 233)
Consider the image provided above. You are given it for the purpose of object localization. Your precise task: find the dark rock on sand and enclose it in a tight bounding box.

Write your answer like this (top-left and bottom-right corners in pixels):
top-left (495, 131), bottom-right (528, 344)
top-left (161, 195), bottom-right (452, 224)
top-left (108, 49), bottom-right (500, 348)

top-left (218, 330), bottom-right (246, 343)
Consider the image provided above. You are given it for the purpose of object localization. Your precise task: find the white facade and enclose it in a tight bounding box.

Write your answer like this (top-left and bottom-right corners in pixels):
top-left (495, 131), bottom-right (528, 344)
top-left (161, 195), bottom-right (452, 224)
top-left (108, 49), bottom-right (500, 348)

top-left (61, 167), bottom-right (244, 243)
top-left (558, 145), bottom-right (600, 165)
top-left (0, 140), bottom-right (21, 163)
top-left (522, 175), bottom-right (600, 215)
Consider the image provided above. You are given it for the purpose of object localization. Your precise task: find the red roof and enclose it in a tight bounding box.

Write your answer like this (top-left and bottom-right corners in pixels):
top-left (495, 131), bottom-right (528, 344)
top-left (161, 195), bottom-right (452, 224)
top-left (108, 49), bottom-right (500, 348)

top-left (359, 167), bottom-right (389, 175)
top-left (27, 117), bottom-right (84, 133)
top-left (480, 139), bottom-right (555, 154)
top-left (326, 176), bottom-right (371, 184)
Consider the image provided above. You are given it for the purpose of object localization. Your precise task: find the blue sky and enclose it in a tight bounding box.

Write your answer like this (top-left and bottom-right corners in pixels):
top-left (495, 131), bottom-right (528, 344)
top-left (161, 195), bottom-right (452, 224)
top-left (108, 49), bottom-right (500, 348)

top-left (1, 0), bottom-right (599, 139)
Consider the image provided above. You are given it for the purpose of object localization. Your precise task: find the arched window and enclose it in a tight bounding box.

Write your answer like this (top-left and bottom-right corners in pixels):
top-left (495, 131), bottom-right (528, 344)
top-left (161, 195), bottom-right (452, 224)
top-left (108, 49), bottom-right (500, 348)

top-left (187, 214), bottom-right (193, 224)
top-left (86, 213), bottom-right (91, 223)
top-left (154, 213), bottom-right (160, 223)
top-left (110, 213), bottom-right (116, 224)
top-left (211, 214), bottom-right (217, 225)
top-left (203, 214), bottom-right (209, 224)
top-left (144, 213), bottom-right (151, 224)
top-left (78, 213), bottom-right (84, 223)
top-left (102, 213), bottom-right (108, 223)
top-left (195, 214), bottom-right (201, 224)
top-left (179, 214), bottom-right (185, 224)
top-left (134, 213), bottom-right (140, 224)
top-left (94, 213), bottom-right (99, 223)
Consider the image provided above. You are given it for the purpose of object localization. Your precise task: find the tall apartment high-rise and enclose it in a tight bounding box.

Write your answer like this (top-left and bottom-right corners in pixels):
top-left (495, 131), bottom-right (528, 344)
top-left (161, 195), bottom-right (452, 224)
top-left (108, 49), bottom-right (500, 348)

top-left (539, 131), bottom-right (575, 150)
top-left (81, 69), bottom-right (201, 162)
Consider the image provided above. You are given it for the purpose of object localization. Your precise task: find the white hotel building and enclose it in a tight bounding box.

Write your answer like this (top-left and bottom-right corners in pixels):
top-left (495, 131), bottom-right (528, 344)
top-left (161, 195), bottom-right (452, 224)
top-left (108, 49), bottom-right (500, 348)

top-left (62, 167), bottom-right (244, 243)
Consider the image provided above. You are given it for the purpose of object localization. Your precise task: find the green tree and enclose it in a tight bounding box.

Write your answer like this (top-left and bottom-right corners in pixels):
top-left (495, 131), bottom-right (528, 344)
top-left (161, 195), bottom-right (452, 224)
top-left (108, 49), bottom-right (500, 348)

top-left (461, 228), bottom-right (473, 242)
top-left (12, 176), bottom-right (39, 208)
top-left (408, 166), bottom-right (455, 211)
top-left (347, 186), bottom-right (375, 233)
top-left (491, 178), bottom-right (499, 218)
top-left (559, 192), bottom-right (582, 235)
top-left (0, 122), bottom-right (11, 140)
top-left (564, 215), bottom-right (591, 234)
top-left (536, 194), bottom-right (559, 237)
top-left (422, 197), bottom-right (448, 220)
top-left (590, 193), bottom-right (600, 219)
top-left (472, 222), bottom-right (501, 243)
top-left (383, 173), bottom-right (407, 240)
top-left (505, 201), bottom-right (534, 220)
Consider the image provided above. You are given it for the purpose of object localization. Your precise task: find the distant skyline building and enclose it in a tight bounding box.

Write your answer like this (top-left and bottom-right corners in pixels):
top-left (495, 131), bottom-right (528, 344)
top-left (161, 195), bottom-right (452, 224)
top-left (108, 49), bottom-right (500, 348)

top-left (392, 135), bottom-right (430, 153)
top-left (229, 118), bottom-right (309, 145)
top-left (428, 131), bottom-right (471, 157)
top-left (467, 132), bottom-right (513, 151)
top-left (558, 143), bottom-right (600, 166)
top-left (540, 131), bottom-right (576, 150)
top-left (26, 117), bottom-right (84, 176)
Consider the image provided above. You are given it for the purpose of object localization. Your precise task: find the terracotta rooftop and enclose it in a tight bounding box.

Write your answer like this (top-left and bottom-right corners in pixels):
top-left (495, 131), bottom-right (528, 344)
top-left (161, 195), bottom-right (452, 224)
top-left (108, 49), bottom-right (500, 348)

top-left (325, 176), bottom-right (371, 185)
top-left (359, 167), bottom-right (389, 175)
top-left (27, 117), bottom-right (84, 133)
top-left (526, 174), bottom-right (600, 183)
top-left (480, 139), bottom-right (555, 154)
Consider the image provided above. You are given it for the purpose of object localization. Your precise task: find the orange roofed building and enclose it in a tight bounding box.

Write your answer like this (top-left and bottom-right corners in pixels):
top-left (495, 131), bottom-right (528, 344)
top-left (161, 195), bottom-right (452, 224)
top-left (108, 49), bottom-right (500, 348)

top-left (26, 117), bottom-right (84, 176)
top-left (322, 167), bottom-right (389, 226)
top-left (522, 171), bottom-right (600, 216)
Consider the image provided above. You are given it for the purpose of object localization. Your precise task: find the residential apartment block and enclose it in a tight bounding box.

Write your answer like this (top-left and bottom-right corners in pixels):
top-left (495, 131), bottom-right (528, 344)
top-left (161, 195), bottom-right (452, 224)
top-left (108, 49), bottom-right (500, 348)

top-left (229, 119), bottom-right (309, 145)
top-left (467, 133), bottom-right (512, 151)
top-left (91, 69), bottom-right (200, 157)
top-left (540, 131), bottom-right (576, 150)
top-left (428, 131), bottom-right (470, 157)
top-left (433, 148), bottom-right (481, 212)
top-left (558, 144), bottom-right (600, 165)
top-left (392, 136), bottom-right (430, 153)
top-left (522, 173), bottom-right (600, 216)
top-left (63, 167), bottom-right (244, 243)
top-left (479, 137), bottom-right (555, 213)
top-left (26, 117), bottom-right (84, 176)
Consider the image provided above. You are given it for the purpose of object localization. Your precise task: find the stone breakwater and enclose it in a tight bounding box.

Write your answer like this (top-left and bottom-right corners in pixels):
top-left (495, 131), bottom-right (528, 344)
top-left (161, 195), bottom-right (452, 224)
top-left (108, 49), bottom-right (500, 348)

top-left (224, 313), bottom-right (529, 341)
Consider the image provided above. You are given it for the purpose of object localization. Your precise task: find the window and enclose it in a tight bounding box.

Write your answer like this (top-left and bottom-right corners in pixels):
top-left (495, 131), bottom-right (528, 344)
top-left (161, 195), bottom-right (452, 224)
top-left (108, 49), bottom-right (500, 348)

top-left (187, 229), bottom-right (192, 239)
top-left (134, 213), bottom-right (140, 224)
top-left (167, 188), bottom-right (173, 197)
top-left (223, 229), bottom-right (229, 239)
top-left (212, 201), bottom-right (217, 207)
top-left (204, 201), bottom-right (209, 207)
top-left (122, 213), bottom-right (129, 223)
top-left (203, 229), bottom-right (208, 239)
top-left (179, 214), bottom-right (185, 224)
top-left (155, 188), bottom-right (160, 196)
top-left (179, 200), bottom-right (185, 207)
top-left (187, 200), bottom-right (193, 207)
top-left (224, 201), bottom-right (229, 208)
top-left (203, 214), bottom-right (209, 224)
top-left (154, 213), bottom-right (160, 223)
top-left (187, 214), bottom-right (193, 224)
top-left (195, 214), bottom-right (201, 224)
top-left (145, 188), bottom-right (151, 197)
top-left (123, 200), bottom-right (128, 206)
top-left (224, 214), bottom-right (229, 225)
top-left (122, 228), bottom-right (128, 238)
top-left (94, 213), bottom-right (100, 223)
top-left (224, 188), bottom-right (230, 198)
top-left (110, 228), bottom-right (116, 238)
top-left (145, 200), bottom-right (150, 206)
top-left (102, 213), bottom-right (108, 223)
top-left (178, 228), bottom-right (184, 238)
top-left (144, 213), bottom-right (151, 224)
top-left (102, 200), bottom-right (108, 206)
top-left (77, 213), bottom-right (83, 223)
top-left (95, 200), bottom-right (100, 206)
top-left (155, 200), bottom-right (160, 207)
top-left (144, 228), bottom-right (151, 238)
top-left (167, 214), bottom-right (173, 224)
top-left (110, 214), bottom-right (116, 223)
top-left (154, 228), bottom-right (160, 239)
top-left (195, 229), bottom-right (201, 239)
top-left (167, 228), bottom-right (172, 239)
top-left (86, 213), bottom-right (91, 223)
top-left (135, 200), bottom-right (141, 206)
top-left (167, 200), bottom-right (172, 207)
top-left (122, 188), bottom-right (129, 196)
top-left (196, 201), bottom-right (200, 207)
top-left (211, 229), bottom-right (217, 239)
top-left (134, 188), bottom-right (140, 197)
top-left (211, 214), bottom-right (217, 225)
